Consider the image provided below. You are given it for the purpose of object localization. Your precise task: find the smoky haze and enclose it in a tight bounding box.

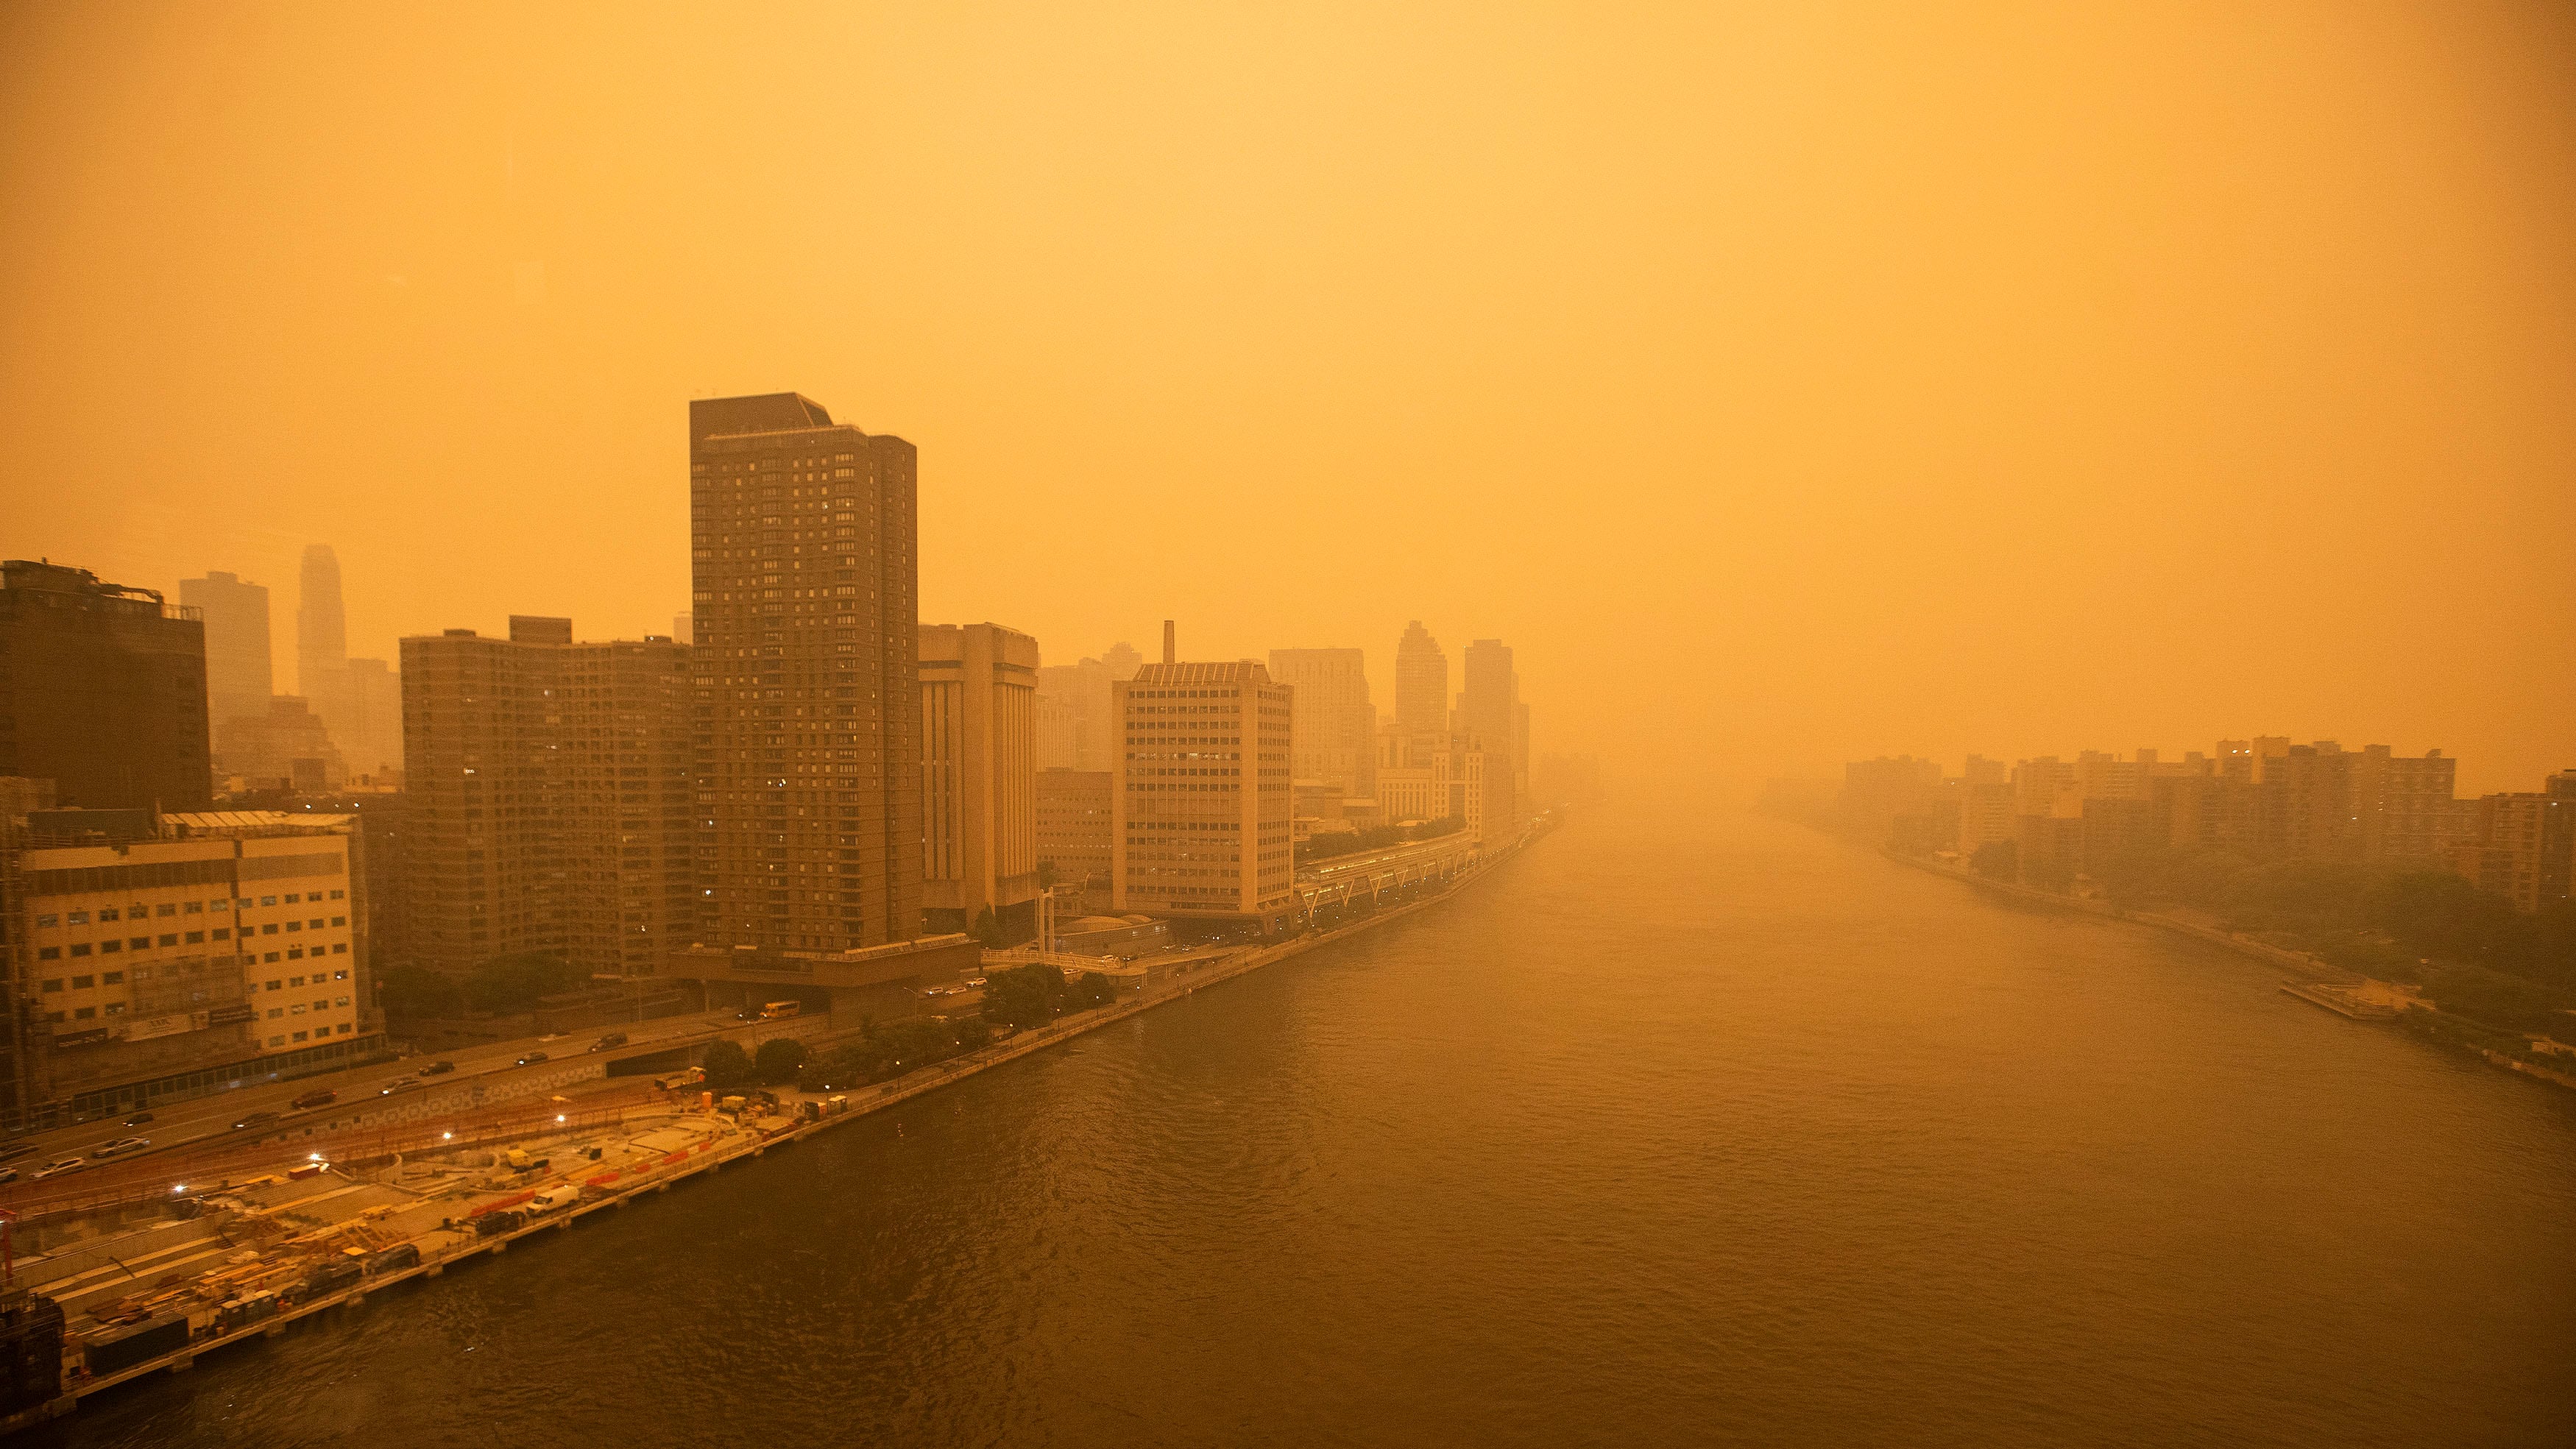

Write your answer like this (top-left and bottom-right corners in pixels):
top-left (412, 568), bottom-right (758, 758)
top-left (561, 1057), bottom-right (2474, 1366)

top-left (3, 3), bottom-right (2570, 793)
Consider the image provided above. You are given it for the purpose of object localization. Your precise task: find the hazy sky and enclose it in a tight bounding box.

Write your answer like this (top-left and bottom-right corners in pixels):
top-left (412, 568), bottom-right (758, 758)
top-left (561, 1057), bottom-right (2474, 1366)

top-left (4, 3), bottom-right (2570, 792)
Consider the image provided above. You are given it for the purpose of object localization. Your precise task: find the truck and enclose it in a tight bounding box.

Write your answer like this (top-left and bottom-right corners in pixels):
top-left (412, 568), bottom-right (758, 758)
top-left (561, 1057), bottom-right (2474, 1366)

top-left (654, 1066), bottom-right (706, 1091)
top-left (528, 1185), bottom-right (581, 1214)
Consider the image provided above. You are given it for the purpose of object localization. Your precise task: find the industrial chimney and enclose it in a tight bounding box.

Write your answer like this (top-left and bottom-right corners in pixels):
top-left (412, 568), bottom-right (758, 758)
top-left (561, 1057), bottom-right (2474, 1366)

top-left (1161, 620), bottom-right (1176, 665)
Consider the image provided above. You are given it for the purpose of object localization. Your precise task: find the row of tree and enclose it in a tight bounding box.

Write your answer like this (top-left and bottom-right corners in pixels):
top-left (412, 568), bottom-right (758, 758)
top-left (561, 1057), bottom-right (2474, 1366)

top-left (1964, 838), bottom-right (2576, 1035)
top-left (379, 951), bottom-right (587, 1019)
top-left (1295, 814), bottom-right (1467, 865)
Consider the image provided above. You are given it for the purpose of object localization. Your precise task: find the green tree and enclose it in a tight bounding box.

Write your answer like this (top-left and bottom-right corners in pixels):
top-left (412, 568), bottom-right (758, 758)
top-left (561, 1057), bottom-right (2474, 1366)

top-left (979, 963), bottom-right (1067, 1030)
top-left (753, 1036), bottom-right (808, 1085)
top-left (701, 1038), bottom-right (752, 1090)
top-left (1075, 970), bottom-right (1120, 1010)
top-left (971, 905), bottom-right (1002, 948)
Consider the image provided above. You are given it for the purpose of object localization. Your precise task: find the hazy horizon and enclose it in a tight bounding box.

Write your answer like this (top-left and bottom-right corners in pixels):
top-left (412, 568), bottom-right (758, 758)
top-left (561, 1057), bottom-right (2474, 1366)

top-left (5, 3), bottom-right (2571, 793)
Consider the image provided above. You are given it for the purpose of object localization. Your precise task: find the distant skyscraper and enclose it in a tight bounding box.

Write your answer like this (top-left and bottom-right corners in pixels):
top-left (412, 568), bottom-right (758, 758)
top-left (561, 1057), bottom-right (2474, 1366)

top-left (688, 392), bottom-right (921, 954)
top-left (297, 545), bottom-right (347, 693)
top-left (180, 570), bottom-right (274, 762)
top-left (1267, 648), bottom-right (1375, 800)
top-left (0, 559), bottom-right (212, 810)
top-left (1101, 640), bottom-right (1143, 681)
top-left (672, 612), bottom-right (694, 646)
top-left (1394, 622), bottom-right (1446, 739)
top-left (1459, 639), bottom-right (1521, 831)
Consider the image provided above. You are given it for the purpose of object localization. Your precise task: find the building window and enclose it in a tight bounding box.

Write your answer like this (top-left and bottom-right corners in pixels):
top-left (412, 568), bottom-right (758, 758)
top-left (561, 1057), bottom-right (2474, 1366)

top-left (68, 912), bottom-right (87, 925)
top-left (71, 975), bottom-right (92, 989)
top-left (73, 1007), bottom-right (94, 1020)
top-left (211, 928), bottom-right (230, 940)
top-left (185, 901), bottom-right (202, 915)
top-left (333, 996), bottom-right (350, 1007)
top-left (98, 908), bottom-right (118, 922)
top-left (289, 975), bottom-right (305, 988)
top-left (266, 1008), bottom-right (283, 1020)
top-left (260, 896), bottom-right (276, 907)
top-left (268, 1035), bottom-right (285, 1046)
top-left (292, 1030), bottom-right (309, 1042)
top-left (38, 949), bottom-right (59, 962)
top-left (128, 938), bottom-right (148, 950)
top-left (262, 924), bottom-right (278, 935)
top-left (284, 893), bottom-right (300, 904)
top-left (331, 943), bottom-right (347, 954)
top-left (158, 934), bottom-right (177, 947)
top-left (290, 1004), bottom-right (306, 1015)
top-left (40, 979), bottom-right (61, 993)
top-left (264, 952), bottom-right (280, 963)
top-left (185, 931), bottom-right (204, 944)
top-left (104, 1003), bottom-right (125, 1016)
top-left (330, 889), bottom-right (344, 899)
top-left (102, 971), bottom-right (124, 985)
top-left (288, 948), bottom-right (304, 960)
top-left (211, 899), bottom-right (229, 912)
top-left (157, 904), bottom-right (177, 917)
top-left (330, 916), bottom-right (346, 927)
top-left (35, 914), bottom-right (55, 929)
top-left (336, 1023), bottom-right (353, 1035)
top-left (266, 979), bottom-right (281, 991)
top-left (333, 970), bottom-right (348, 981)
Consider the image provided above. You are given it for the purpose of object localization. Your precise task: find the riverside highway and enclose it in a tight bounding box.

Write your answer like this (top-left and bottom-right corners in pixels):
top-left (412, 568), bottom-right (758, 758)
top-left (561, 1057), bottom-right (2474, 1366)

top-left (0, 1002), bottom-right (821, 1194)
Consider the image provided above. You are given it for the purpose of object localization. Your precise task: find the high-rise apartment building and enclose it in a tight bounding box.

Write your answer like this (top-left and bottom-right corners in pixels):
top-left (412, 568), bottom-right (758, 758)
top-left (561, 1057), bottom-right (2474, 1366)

top-left (1459, 639), bottom-right (1523, 830)
top-left (400, 619), bottom-right (694, 977)
top-left (1036, 654), bottom-right (1117, 771)
top-left (0, 560), bottom-right (213, 812)
top-left (220, 696), bottom-right (346, 791)
top-left (920, 623), bottom-right (1041, 939)
top-left (2446, 771), bottom-right (2575, 915)
top-left (1267, 648), bottom-right (1376, 801)
top-left (687, 392), bottom-right (921, 954)
top-left (1111, 660), bottom-right (1295, 931)
top-left (180, 570), bottom-right (274, 762)
top-left (1394, 622), bottom-right (1447, 740)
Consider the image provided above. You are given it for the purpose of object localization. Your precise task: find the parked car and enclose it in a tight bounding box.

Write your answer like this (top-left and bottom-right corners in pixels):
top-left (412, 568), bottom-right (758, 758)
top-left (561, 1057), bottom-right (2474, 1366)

top-left (588, 1032), bottom-right (628, 1052)
top-left (418, 1060), bottom-right (456, 1077)
top-left (90, 1137), bottom-right (150, 1159)
top-left (231, 1110), bottom-right (280, 1132)
top-left (290, 1088), bottom-right (337, 1110)
top-left (121, 1112), bottom-right (155, 1127)
top-left (517, 1052), bottom-right (548, 1067)
top-left (31, 1157), bottom-right (87, 1180)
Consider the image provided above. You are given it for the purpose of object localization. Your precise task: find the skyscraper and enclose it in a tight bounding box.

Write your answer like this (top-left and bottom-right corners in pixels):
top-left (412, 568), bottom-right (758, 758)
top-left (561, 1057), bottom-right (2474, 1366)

top-left (297, 545), bottom-right (347, 694)
top-left (0, 560), bottom-right (212, 810)
top-left (1459, 639), bottom-right (1521, 833)
top-left (179, 570), bottom-right (274, 762)
top-left (687, 392), bottom-right (922, 954)
top-left (1394, 621), bottom-right (1447, 739)
top-left (1267, 648), bottom-right (1375, 800)
top-left (400, 617), bottom-right (694, 977)
top-left (919, 623), bottom-right (1041, 940)
top-left (1111, 659), bottom-right (1295, 932)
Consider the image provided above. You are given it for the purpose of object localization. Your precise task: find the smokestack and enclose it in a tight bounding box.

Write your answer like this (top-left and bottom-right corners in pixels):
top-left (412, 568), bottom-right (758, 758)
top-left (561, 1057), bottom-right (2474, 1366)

top-left (1162, 620), bottom-right (1176, 665)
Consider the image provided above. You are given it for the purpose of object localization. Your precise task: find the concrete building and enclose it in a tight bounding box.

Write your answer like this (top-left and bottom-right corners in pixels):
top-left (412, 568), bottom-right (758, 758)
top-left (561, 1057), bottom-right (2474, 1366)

top-left (919, 623), bottom-right (1041, 940)
top-left (1036, 768), bottom-right (1114, 906)
top-left (2446, 772), bottom-right (2576, 915)
top-left (1035, 653), bottom-right (1117, 771)
top-left (179, 570), bottom-right (275, 764)
top-left (400, 620), bottom-right (695, 978)
top-left (1268, 647), bottom-right (1376, 801)
top-left (684, 392), bottom-right (927, 962)
top-left (4, 807), bottom-right (378, 1124)
top-left (1840, 755), bottom-right (1942, 845)
top-left (1394, 621), bottom-right (1448, 740)
top-left (1111, 658), bottom-right (1296, 932)
top-left (219, 695), bottom-right (346, 793)
top-left (0, 560), bottom-right (213, 812)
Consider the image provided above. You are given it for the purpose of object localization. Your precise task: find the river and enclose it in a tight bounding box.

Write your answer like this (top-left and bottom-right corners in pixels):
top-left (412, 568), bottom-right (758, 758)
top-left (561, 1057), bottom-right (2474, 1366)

top-left (38, 806), bottom-right (2576, 1447)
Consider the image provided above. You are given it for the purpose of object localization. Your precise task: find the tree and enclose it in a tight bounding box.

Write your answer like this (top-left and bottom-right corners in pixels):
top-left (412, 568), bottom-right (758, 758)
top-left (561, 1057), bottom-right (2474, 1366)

top-left (464, 950), bottom-right (582, 1014)
top-left (979, 963), bottom-right (1067, 1030)
top-left (378, 964), bottom-right (465, 1019)
top-left (1075, 971), bottom-right (1120, 1010)
top-left (701, 1038), bottom-right (752, 1090)
top-left (753, 1036), bottom-right (807, 1085)
top-left (971, 906), bottom-right (1002, 948)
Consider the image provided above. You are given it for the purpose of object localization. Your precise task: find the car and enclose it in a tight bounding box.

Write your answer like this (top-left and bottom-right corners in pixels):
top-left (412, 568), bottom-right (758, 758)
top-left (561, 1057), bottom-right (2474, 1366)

top-left (31, 1157), bottom-right (87, 1180)
top-left (289, 1088), bottom-right (337, 1110)
top-left (90, 1136), bottom-right (149, 1159)
top-left (517, 1052), bottom-right (548, 1067)
top-left (378, 1077), bottom-right (421, 1096)
top-left (588, 1032), bottom-right (627, 1052)
top-left (0, 1168), bottom-right (15, 1185)
top-left (0, 1144), bottom-right (38, 1164)
top-left (231, 1111), bottom-right (280, 1132)
top-left (122, 1112), bottom-right (155, 1127)
top-left (418, 1060), bottom-right (456, 1077)
top-left (734, 1007), bottom-right (760, 1021)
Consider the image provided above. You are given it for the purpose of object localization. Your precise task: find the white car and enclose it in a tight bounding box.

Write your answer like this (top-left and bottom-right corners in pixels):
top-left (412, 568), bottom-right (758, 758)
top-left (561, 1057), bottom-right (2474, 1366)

top-left (378, 1077), bottom-right (422, 1096)
top-left (91, 1136), bottom-right (151, 1159)
top-left (31, 1156), bottom-right (87, 1180)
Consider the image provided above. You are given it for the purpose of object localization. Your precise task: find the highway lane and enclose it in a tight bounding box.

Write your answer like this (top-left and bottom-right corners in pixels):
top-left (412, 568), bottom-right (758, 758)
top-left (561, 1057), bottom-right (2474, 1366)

top-left (0, 1004), bottom-right (807, 1181)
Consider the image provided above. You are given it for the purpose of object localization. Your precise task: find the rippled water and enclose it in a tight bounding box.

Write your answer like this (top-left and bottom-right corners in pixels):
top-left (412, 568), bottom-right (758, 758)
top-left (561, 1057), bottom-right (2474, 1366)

top-left (41, 807), bottom-right (2576, 1448)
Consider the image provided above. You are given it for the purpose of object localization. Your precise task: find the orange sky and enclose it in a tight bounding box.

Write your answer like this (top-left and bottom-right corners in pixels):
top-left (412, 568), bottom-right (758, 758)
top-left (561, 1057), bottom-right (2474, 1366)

top-left (4, 3), bottom-right (2570, 793)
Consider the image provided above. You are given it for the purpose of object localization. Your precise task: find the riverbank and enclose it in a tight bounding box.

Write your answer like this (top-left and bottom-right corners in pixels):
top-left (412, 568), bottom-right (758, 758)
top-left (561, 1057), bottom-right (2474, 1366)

top-left (2, 820), bottom-right (1554, 1436)
top-left (1873, 844), bottom-right (2576, 1094)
